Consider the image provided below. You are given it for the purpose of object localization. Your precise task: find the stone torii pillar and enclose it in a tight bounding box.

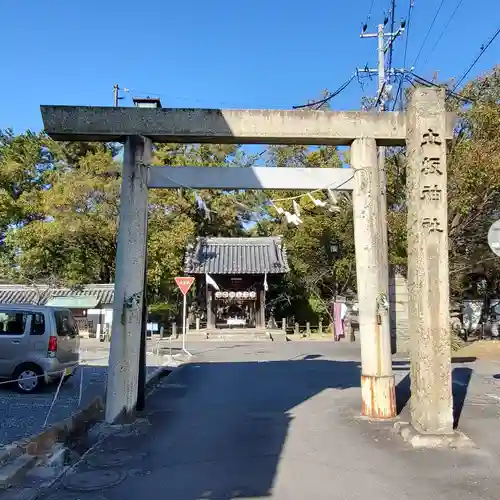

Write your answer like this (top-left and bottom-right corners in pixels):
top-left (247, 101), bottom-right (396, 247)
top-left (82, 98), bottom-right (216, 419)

top-left (105, 136), bottom-right (149, 423)
top-left (397, 87), bottom-right (471, 447)
top-left (352, 137), bottom-right (396, 419)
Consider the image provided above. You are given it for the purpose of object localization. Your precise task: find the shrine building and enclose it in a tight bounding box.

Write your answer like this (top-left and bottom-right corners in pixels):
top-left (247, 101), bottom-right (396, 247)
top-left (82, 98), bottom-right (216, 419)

top-left (184, 236), bottom-right (289, 329)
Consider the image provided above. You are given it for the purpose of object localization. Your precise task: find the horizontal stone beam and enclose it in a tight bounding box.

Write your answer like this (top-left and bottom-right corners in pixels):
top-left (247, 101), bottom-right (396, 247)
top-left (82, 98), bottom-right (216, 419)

top-left (148, 166), bottom-right (355, 191)
top-left (40, 105), bottom-right (456, 146)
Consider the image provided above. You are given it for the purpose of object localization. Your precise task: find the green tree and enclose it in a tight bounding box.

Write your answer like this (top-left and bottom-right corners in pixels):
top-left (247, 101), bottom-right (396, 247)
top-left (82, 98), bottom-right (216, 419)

top-left (251, 143), bottom-right (354, 324)
top-left (384, 66), bottom-right (500, 297)
top-left (5, 142), bottom-right (120, 285)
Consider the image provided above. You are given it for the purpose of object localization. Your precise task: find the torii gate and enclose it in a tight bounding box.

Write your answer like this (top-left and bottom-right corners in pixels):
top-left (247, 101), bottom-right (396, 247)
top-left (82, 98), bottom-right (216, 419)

top-left (41, 87), bottom-right (456, 444)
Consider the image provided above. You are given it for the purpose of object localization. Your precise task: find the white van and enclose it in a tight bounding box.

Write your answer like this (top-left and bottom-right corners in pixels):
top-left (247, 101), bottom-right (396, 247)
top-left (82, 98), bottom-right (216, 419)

top-left (0, 305), bottom-right (80, 393)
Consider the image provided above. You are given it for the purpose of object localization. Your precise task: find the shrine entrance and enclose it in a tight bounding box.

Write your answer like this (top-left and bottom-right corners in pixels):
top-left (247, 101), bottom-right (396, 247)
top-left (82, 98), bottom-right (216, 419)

top-left (184, 236), bottom-right (289, 330)
top-left (216, 292), bottom-right (256, 329)
top-left (40, 87), bottom-right (456, 442)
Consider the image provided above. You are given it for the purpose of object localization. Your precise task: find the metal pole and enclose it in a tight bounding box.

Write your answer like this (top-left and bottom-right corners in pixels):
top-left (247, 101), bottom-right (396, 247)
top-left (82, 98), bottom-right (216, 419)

top-left (113, 84), bottom-right (119, 107)
top-left (182, 294), bottom-right (191, 356)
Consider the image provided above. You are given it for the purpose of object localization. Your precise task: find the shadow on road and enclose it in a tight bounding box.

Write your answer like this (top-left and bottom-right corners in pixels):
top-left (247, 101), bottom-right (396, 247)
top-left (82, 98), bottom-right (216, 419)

top-left (396, 373), bottom-right (411, 415)
top-left (392, 362), bottom-right (474, 429)
top-left (95, 358), bottom-right (363, 500)
top-left (452, 366), bottom-right (473, 428)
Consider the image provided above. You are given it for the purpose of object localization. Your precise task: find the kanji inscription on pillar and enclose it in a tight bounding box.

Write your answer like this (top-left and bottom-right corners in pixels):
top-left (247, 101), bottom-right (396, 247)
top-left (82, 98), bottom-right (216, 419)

top-left (420, 128), bottom-right (442, 146)
top-left (421, 157), bottom-right (442, 175)
top-left (406, 87), bottom-right (453, 435)
top-left (422, 217), bottom-right (444, 233)
top-left (419, 130), bottom-right (445, 232)
top-left (420, 185), bottom-right (442, 201)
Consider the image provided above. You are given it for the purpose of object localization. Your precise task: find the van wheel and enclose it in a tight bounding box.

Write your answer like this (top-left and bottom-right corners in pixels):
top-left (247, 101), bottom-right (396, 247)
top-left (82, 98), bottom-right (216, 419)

top-left (12, 364), bottom-right (44, 394)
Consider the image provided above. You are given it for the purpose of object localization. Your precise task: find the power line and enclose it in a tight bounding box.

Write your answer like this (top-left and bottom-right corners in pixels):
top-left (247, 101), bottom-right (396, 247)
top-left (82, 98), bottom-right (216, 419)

top-left (422, 0), bottom-right (465, 69)
top-left (376, 81), bottom-right (387, 108)
top-left (365, 0), bottom-right (376, 25)
top-left (450, 26), bottom-right (500, 94)
top-left (412, 0), bottom-right (446, 67)
top-left (392, 0), bottom-right (414, 110)
top-left (121, 87), bottom-right (291, 110)
top-left (292, 75), bottom-right (356, 109)
top-left (392, 73), bottom-right (405, 109)
top-left (402, 0), bottom-right (414, 70)
top-left (387, 0), bottom-right (397, 70)
top-left (409, 72), bottom-right (473, 102)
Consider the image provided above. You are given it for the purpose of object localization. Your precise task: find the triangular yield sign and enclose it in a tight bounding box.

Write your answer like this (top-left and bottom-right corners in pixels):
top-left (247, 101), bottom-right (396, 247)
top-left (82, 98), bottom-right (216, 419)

top-left (175, 276), bottom-right (195, 296)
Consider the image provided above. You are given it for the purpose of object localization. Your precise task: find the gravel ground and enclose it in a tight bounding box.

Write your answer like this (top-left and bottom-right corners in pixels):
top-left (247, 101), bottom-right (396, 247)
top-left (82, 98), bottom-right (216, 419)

top-left (0, 339), bottom-right (165, 447)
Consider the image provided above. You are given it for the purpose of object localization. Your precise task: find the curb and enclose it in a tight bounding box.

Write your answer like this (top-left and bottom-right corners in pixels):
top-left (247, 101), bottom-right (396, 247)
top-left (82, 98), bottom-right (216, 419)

top-left (0, 397), bottom-right (104, 490)
top-left (0, 358), bottom-right (181, 492)
top-left (394, 421), bottom-right (476, 449)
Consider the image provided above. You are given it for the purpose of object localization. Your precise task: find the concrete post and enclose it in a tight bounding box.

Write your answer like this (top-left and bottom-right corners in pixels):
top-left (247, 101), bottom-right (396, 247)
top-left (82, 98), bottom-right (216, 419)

top-left (282, 318), bottom-right (286, 331)
top-left (206, 289), bottom-right (214, 330)
top-left (406, 87), bottom-right (453, 434)
top-left (351, 137), bottom-right (396, 419)
top-left (318, 320), bottom-right (323, 335)
top-left (105, 136), bottom-right (149, 423)
top-left (259, 289), bottom-right (266, 328)
top-left (172, 322), bottom-right (177, 338)
top-left (196, 317), bottom-right (200, 331)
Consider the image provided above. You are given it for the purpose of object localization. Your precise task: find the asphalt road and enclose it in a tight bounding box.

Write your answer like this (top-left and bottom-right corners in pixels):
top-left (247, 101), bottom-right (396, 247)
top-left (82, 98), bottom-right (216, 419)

top-left (0, 339), bottom-right (164, 447)
top-left (0, 337), bottom-right (263, 446)
top-left (40, 341), bottom-right (500, 499)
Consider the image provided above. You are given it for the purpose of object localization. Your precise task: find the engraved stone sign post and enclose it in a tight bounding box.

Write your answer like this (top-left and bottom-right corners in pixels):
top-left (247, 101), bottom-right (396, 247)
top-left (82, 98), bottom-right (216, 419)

top-left (406, 88), bottom-right (453, 436)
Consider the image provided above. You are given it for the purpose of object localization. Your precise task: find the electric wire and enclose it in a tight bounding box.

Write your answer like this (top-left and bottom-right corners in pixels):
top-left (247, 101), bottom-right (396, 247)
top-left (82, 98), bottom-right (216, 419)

top-left (450, 26), bottom-right (500, 94)
top-left (387, 0), bottom-right (397, 71)
top-left (366, 0), bottom-right (376, 24)
top-left (292, 75), bottom-right (356, 109)
top-left (393, 0), bottom-right (414, 110)
top-left (412, 0), bottom-right (446, 67)
top-left (410, 71), bottom-right (473, 102)
top-left (421, 0), bottom-right (465, 69)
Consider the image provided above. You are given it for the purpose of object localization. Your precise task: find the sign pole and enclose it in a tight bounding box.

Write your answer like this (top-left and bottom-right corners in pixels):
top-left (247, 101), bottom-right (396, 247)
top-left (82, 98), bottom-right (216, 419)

top-left (182, 292), bottom-right (191, 356)
top-left (175, 276), bottom-right (195, 357)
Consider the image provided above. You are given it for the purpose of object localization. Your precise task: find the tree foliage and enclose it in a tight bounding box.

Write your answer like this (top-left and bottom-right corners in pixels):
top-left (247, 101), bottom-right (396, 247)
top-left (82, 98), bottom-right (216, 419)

top-left (0, 67), bottom-right (499, 321)
top-left (385, 65), bottom-right (500, 296)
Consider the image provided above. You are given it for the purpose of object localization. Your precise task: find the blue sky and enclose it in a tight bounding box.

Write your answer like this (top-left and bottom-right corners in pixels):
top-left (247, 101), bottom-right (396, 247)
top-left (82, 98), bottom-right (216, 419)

top-left (1, 0), bottom-right (498, 133)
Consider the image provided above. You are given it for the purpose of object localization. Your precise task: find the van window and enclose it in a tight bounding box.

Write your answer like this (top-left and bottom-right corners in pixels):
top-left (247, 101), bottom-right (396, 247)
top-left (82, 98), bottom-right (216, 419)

top-left (0, 311), bottom-right (29, 336)
top-left (54, 310), bottom-right (78, 338)
top-left (30, 313), bottom-right (46, 336)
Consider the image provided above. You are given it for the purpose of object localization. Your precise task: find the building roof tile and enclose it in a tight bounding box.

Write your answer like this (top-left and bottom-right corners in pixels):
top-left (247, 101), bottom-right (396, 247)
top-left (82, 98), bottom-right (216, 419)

top-left (0, 284), bottom-right (115, 306)
top-left (184, 236), bottom-right (290, 275)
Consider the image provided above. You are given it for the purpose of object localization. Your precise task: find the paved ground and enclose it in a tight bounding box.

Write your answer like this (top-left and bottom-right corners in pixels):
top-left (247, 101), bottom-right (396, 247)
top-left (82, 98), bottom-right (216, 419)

top-left (36, 341), bottom-right (500, 500)
top-left (0, 338), bottom-right (166, 446)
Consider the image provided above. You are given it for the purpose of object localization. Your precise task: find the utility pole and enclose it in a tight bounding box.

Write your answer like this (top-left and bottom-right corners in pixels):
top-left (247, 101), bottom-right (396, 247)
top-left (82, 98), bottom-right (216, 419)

top-left (113, 84), bottom-right (129, 107)
top-left (359, 13), bottom-right (406, 353)
top-left (358, 18), bottom-right (407, 109)
top-left (376, 22), bottom-right (390, 360)
top-left (377, 23), bottom-right (386, 112)
top-left (113, 84), bottom-right (120, 107)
